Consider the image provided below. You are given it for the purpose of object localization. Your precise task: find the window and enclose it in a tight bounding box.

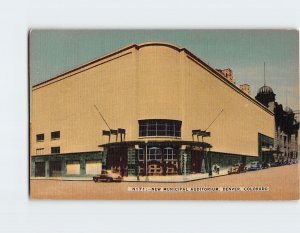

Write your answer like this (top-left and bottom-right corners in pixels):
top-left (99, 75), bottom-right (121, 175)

top-left (137, 149), bottom-right (144, 161)
top-left (86, 161), bottom-right (102, 175)
top-left (138, 119), bottom-right (182, 137)
top-left (36, 134), bottom-right (44, 141)
top-left (36, 148), bottom-right (44, 155)
top-left (51, 131), bottom-right (60, 140)
top-left (51, 146), bottom-right (60, 154)
top-left (138, 147), bottom-right (178, 161)
top-left (164, 147), bottom-right (176, 161)
top-left (148, 147), bottom-right (162, 160)
top-left (66, 161), bottom-right (80, 175)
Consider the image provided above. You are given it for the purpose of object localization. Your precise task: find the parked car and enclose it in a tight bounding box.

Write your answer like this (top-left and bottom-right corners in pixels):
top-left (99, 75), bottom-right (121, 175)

top-left (247, 161), bottom-right (262, 171)
top-left (93, 170), bottom-right (123, 182)
top-left (228, 163), bottom-right (246, 175)
top-left (283, 160), bottom-right (290, 165)
top-left (261, 162), bottom-right (270, 169)
top-left (270, 161), bottom-right (281, 167)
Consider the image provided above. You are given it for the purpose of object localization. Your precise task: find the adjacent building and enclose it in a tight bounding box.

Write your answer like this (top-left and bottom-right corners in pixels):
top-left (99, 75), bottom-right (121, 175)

top-left (255, 86), bottom-right (299, 163)
top-left (31, 42), bottom-right (275, 178)
top-left (240, 84), bottom-right (251, 96)
top-left (216, 68), bottom-right (236, 84)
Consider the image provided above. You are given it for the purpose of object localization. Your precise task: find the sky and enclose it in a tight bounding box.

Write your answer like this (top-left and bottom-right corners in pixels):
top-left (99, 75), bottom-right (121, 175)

top-left (30, 30), bottom-right (299, 110)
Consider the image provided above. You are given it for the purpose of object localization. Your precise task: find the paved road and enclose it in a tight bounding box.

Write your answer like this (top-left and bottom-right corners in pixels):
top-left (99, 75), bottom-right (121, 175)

top-left (30, 164), bottom-right (299, 200)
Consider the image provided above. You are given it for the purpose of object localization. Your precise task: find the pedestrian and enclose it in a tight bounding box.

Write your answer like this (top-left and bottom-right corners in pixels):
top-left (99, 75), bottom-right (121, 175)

top-left (216, 165), bottom-right (220, 174)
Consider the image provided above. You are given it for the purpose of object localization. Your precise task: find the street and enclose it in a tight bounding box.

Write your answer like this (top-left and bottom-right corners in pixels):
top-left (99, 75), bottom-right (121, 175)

top-left (30, 163), bottom-right (299, 200)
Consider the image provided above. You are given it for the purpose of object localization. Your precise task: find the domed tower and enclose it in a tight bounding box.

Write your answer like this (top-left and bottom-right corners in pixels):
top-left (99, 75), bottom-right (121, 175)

top-left (255, 85), bottom-right (276, 111)
top-left (255, 63), bottom-right (276, 112)
top-left (284, 106), bottom-right (293, 114)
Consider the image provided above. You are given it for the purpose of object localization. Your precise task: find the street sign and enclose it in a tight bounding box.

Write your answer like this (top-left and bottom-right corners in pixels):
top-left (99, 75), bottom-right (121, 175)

top-left (117, 128), bottom-right (125, 134)
top-left (192, 130), bottom-right (211, 137)
top-left (199, 131), bottom-right (211, 137)
top-left (102, 130), bottom-right (111, 136)
top-left (110, 129), bottom-right (118, 135)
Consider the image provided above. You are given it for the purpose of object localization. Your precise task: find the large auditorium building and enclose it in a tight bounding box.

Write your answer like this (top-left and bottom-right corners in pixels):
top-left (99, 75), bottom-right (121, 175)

top-left (30, 42), bottom-right (275, 178)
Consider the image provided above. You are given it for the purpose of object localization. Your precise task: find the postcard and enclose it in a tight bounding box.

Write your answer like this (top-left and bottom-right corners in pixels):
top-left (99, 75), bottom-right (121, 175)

top-left (29, 30), bottom-right (299, 200)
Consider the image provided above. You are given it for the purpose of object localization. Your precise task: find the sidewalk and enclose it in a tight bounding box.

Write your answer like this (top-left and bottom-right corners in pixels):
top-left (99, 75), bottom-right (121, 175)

top-left (125, 170), bottom-right (228, 182)
top-left (31, 177), bottom-right (93, 181)
top-left (30, 170), bottom-right (228, 182)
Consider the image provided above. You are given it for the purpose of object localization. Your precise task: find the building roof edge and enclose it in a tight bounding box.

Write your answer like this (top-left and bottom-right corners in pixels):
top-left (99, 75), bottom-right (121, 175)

top-left (31, 42), bottom-right (274, 115)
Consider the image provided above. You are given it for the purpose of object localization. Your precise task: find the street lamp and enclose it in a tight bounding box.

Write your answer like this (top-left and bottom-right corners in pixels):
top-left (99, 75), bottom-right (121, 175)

top-left (134, 144), bottom-right (140, 181)
top-left (208, 148), bottom-right (212, 177)
top-left (183, 152), bottom-right (187, 180)
top-left (145, 140), bottom-right (149, 181)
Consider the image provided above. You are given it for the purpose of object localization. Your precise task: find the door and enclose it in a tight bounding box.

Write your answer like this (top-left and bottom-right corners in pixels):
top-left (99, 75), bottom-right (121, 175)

top-left (35, 162), bottom-right (45, 177)
top-left (191, 150), bottom-right (203, 173)
top-left (107, 148), bottom-right (128, 176)
top-left (49, 161), bottom-right (62, 177)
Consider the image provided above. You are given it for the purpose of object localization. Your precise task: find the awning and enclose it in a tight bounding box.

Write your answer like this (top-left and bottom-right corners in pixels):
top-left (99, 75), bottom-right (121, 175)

top-left (262, 149), bottom-right (284, 154)
top-left (98, 140), bottom-right (212, 149)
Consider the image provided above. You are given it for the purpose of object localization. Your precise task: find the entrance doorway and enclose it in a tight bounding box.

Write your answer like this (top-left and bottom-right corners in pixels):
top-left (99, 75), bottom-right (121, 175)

top-left (191, 149), bottom-right (204, 173)
top-left (35, 162), bottom-right (45, 177)
top-left (107, 147), bottom-right (128, 177)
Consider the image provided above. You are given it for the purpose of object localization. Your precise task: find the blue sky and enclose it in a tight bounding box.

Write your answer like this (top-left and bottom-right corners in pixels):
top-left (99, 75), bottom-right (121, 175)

top-left (30, 30), bottom-right (299, 110)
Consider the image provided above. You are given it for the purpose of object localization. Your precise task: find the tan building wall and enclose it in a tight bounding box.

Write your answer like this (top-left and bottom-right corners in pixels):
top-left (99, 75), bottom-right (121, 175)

top-left (183, 57), bottom-right (273, 156)
top-left (31, 43), bottom-right (274, 157)
top-left (32, 47), bottom-right (138, 155)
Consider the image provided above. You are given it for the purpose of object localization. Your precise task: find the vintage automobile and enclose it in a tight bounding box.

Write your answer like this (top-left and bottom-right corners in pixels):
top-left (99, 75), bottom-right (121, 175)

top-left (270, 161), bottom-right (281, 167)
top-left (261, 161), bottom-right (270, 169)
top-left (228, 163), bottom-right (246, 175)
top-left (247, 161), bottom-right (263, 171)
top-left (93, 170), bottom-right (123, 183)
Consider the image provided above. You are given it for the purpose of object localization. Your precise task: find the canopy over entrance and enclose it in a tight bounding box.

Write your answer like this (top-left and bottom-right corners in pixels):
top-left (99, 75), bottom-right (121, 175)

top-left (99, 140), bottom-right (212, 149)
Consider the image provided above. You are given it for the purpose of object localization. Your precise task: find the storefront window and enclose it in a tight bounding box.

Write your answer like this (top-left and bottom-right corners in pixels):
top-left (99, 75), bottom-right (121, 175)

top-left (137, 147), bottom-right (163, 161)
top-left (164, 147), bottom-right (176, 161)
top-left (137, 149), bottom-right (144, 161)
top-left (148, 147), bottom-right (162, 160)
